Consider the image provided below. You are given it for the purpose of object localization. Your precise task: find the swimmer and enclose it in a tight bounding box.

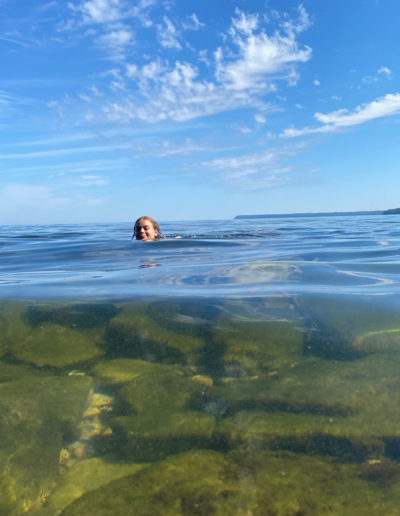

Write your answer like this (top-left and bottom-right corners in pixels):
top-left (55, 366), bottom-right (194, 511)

top-left (133, 216), bottom-right (165, 241)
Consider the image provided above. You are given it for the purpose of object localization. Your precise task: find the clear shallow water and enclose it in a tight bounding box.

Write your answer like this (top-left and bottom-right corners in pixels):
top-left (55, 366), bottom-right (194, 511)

top-left (2, 215), bottom-right (400, 515)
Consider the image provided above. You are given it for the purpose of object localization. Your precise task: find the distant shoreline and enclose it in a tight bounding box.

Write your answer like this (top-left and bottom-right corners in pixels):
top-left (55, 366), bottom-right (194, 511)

top-left (235, 210), bottom-right (384, 219)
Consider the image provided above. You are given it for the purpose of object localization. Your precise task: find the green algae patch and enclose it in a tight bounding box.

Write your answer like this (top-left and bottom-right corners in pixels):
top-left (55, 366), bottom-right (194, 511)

top-left (0, 302), bottom-right (30, 358)
top-left (0, 360), bottom-right (49, 382)
top-left (213, 319), bottom-right (304, 377)
top-left (26, 303), bottom-right (119, 329)
top-left (119, 368), bottom-right (200, 414)
top-left (353, 328), bottom-right (400, 354)
top-left (10, 322), bottom-right (104, 368)
top-left (0, 375), bottom-right (93, 515)
top-left (92, 358), bottom-right (176, 384)
top-left (57, 449), bottom-right (400, 516)
top-left (59, 450), bottom-right (230, 515)
top-left (112, 411), bottom-right (216, 462)
top-left (30, 458), bottom-right (144, 516)
top-left (105, 301), bottom-right (205, 364)
top-left (211, 352), bottom-right (400, 451)
top-left (218, 412), bottom-right (385, 462)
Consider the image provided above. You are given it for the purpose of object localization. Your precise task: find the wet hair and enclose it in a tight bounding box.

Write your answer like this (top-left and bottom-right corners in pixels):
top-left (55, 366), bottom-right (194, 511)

top-left (133, 216), bottom-right (165, 240)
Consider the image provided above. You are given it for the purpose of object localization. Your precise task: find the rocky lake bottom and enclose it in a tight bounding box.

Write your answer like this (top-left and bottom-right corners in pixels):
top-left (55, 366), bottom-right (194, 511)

top-left (2, 294), bottom-right (400, 515)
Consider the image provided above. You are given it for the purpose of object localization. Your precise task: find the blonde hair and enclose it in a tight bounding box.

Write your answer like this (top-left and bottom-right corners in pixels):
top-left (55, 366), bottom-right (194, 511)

top-left (133, 216), bottom-right (165, 239)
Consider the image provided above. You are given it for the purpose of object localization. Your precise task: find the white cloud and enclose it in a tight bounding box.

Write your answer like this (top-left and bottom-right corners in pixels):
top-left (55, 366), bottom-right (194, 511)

top-left (313, 78), bottom-right (320, 86)
top-left (157, 16), bottom-right (181, 49)
top-left (103, 7), bottom-right (311, 123)
top-left (70, 0), bottom-right (126, 24)
top-left (99, 26), bottom-right (133, 48)
top-left (314, 93), bottom-right (400, 126)
top-left (57, 5), bottom-right (311, 124)
top-left (200, 147), bottom-right (301, 189)
top-left (281, 92), bottom-right (400, 137)
top-left (182, 14), bottom-right (205, 31)
top-left (378, 66), bottom-right (392, 77)
top-left (74, 174), bottom-right (109, 186)
top-left (362, 75), bottom-right (378, 84)
top-left (215, 7), bottom-right (311, 91)
top-left (362, 66), bottom-right (392, 84)
top-left (254, 113), bottom-right (266, 124)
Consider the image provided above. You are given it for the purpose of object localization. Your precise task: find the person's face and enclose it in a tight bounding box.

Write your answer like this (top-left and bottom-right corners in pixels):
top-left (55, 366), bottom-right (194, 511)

top-left (135, 219), bottom-right (158, 241)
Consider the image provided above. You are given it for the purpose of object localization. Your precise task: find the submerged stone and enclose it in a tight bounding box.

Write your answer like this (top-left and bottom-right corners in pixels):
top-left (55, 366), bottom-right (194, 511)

top-left (92, 358), bottom-right (176, 384)
top-left (104, 302), bottom-right (205, 364)
top-left (118, 368), bottom-right (199, 414)
top-left (0, 375), bottom-right (93, 515)
top-left (213, 319), bottom-right (304, 377)
top-left (59, 449), bottom-right (400, 515)
top-left (29, 457), bottom-right (144, 515)
top-left (111, 411), bottom-right (216, 462)
top-left (10, 322), bottom-right (104, 368)
top-left (26, 302), bottom-right (119, 329)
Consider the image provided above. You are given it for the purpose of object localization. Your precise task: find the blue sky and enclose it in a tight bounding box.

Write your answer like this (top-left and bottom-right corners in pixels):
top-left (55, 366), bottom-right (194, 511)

top-left (1, 0), bottom-right (400, 223)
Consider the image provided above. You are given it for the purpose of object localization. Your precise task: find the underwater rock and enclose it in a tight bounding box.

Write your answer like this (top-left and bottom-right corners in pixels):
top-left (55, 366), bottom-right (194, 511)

top-left (0, 360), bottom-right (49, 382)
top-left (213, 319), bottom-right (304, 377)
top-left (0, 375), bottom-right (93, 515)
top-left (146, 299), bottom-right (221, 337)
top-left (359, 458), bottom-right (400, 487)
top-left (10, 322), bottom-right (104, 368)
top-left (26, 302), bottom-right (119, 329)
top-left (104, 302), bottom-right (205, 364)
top-left (28, 458), bottom-right (144, 516)
top-left (118, 368), bottom-right (200, 415)
top-left (211, 352), bottom-right (400, 459)
top-left (59, 449), bottom-right (400, 515)
top-left (297, 296), bottom-right (400, 360)
top-left (92, 358), bottom-right (176, 385)
top-left (111, 411), bottom-right (216, 462)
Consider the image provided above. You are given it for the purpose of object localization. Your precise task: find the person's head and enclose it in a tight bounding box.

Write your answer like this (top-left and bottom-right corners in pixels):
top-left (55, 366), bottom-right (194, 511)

top-left (133, 216), bottom-right (162, 241)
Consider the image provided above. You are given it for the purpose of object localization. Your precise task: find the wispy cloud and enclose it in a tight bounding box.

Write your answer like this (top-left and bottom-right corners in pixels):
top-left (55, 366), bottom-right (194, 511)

top-left (73, 174), bottom-right (109, 186)
top-left (281, 92), bottom-right (400, 137)
top-left (215, 6), bottom-right (311, 91)
top-left (97, 24), bottom-right (134, 58)
top-left (200, 145), bottom-right (306, 189)
top-left (0, 142), bottom-right (132, 160)
top-left (69, 0), bottom-right (128, 25)
top-left (157, 16), bottom-right (181, 49)
top-left (362, 66), bottom-right (392, 84)
top-left (182, 14), bottom-right (204, 31)
top-left (100, 6), bottom-right (312, 123)
top-left (378, 66), bottom-right (392, 77)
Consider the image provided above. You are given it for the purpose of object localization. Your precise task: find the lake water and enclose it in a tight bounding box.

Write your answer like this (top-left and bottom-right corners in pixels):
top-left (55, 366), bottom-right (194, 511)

top-left (2, 215), bottom-right (400, 514)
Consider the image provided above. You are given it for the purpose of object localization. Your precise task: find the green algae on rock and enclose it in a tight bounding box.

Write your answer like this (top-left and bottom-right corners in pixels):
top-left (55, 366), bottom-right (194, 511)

top-left (58, 449), bottom-right (400, 516)
top-left (105, 301), bottom-right (205, 364)
top-left (26, 303), bottom-right (119, 330)
top-left (213, 319), bottom-right (304, 377)
top-left (29, 457), bottom-right (144, 516)
top-left (10, 322), bottom-right (104, 368)
top-left (111, 411), bottom-right (216, 462)
top-left (118, 367), bottom-right (200, 415)
top-left (0, 375), bottom-right (93, 515)
top-left (92, 358), bottom-right (178, 384)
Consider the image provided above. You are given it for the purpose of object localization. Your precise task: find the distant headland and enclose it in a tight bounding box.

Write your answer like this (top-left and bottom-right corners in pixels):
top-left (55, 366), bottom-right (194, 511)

top-left (235, 209), bottom-right (400, 219)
